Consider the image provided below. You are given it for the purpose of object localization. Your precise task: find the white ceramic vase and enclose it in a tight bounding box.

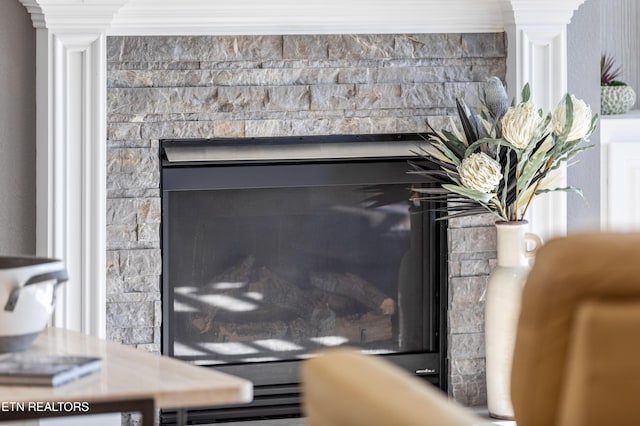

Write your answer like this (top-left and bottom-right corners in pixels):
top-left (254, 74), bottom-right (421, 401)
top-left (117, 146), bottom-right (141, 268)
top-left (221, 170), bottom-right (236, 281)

top-left (485, 221), bottom-right (541, 419)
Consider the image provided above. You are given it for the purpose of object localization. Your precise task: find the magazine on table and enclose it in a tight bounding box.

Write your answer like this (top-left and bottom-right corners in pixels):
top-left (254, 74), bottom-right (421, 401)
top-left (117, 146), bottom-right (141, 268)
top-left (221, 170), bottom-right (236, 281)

top-left (0, 353), bottom-right (101, 387)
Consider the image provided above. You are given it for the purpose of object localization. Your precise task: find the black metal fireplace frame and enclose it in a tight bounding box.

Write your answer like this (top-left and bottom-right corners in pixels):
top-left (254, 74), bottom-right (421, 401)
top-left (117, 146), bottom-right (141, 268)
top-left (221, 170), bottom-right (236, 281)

top-left (159, 134), bottom-right (448, 424)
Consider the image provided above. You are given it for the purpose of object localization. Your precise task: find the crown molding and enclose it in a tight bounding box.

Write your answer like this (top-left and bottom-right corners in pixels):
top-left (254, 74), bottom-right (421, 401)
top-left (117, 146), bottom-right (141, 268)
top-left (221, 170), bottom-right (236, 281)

top-left (18, 0), bottom-right (128, 31)
top-left (19, 0), bottom-right (588, 35)
top-left (106, 0), bottom-right (506, 35)
top-left (19, 0), bottom-right (587, 35)
top-left (502, 0), bottom-right (587, 26)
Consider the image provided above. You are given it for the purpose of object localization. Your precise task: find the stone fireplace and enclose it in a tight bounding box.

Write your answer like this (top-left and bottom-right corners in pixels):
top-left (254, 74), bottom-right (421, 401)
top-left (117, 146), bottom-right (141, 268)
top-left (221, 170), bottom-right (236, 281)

top-left (105, 33), bottom-right (504, 408)
top-left (18, 0), bottom-right (587, 421)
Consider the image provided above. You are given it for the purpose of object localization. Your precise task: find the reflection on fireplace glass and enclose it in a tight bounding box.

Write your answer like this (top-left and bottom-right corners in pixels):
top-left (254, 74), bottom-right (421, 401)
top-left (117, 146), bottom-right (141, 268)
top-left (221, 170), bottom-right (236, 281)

top-left (166, 183), bottom-right (428, 365)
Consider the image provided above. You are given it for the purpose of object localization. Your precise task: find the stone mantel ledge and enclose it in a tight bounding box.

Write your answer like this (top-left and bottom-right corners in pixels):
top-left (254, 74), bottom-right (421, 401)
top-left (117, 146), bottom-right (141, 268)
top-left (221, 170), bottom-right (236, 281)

top-left (20, 0), bottom-right (585, 35)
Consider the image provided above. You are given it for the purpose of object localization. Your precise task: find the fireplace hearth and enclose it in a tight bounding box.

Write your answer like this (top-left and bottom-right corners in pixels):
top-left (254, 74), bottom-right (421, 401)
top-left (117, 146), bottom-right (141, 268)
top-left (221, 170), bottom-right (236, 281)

top-left (160, 134), bottom-right (448, 423)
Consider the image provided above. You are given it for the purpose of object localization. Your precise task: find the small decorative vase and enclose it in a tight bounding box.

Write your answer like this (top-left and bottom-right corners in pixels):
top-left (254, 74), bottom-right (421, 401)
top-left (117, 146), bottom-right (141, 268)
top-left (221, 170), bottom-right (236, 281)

top-left (485, 221), bottom-right (542, 419)
top-left (601, 85), bottom-right (636, 115)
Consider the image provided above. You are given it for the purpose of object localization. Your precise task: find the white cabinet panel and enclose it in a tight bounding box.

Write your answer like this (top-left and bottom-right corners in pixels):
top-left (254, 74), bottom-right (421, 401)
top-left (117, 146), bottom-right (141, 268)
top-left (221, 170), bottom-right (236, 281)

top-left (608, 143), bottom-right (640, 231)
top-left (601, 112), bottom-right (640, 231)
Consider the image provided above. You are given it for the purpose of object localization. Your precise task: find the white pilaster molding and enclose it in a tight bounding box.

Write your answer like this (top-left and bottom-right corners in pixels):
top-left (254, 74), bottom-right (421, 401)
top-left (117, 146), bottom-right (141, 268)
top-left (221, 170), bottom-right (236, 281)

top-left (19, 0), bottom-right (128, 339)
top-left (34, 29), bottom-right (107, 339)
top-left (502, 0), bottom-right (586, 242)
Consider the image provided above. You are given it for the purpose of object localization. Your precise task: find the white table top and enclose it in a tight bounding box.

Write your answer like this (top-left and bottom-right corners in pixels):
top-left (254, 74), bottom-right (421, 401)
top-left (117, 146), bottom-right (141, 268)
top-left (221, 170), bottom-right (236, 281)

top-left (0, 327), bottom-right (253, 409)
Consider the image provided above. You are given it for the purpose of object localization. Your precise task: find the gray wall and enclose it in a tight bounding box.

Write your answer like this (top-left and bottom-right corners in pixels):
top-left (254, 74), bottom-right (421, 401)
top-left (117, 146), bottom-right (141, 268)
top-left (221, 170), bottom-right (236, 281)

top-left (567, 0), bottom-right (601, 232)
top-left (0, 1), bottom-right (36, 255)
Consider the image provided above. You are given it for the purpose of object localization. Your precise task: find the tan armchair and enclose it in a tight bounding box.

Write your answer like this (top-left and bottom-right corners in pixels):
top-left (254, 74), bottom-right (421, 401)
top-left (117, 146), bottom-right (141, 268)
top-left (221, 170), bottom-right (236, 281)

top-left (301, 232), bottom-right (640, 426)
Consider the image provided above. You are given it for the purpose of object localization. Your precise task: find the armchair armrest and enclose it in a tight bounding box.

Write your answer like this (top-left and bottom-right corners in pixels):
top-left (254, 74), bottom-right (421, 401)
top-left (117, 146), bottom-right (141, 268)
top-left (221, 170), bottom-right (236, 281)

top-left (302, 348), bottom-right (486, 426)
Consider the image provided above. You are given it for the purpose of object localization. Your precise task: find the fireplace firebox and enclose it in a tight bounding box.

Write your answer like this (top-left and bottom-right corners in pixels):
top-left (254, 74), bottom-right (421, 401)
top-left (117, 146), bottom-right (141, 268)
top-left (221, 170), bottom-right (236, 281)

top-left (160, 134), bottom-right (448, 423)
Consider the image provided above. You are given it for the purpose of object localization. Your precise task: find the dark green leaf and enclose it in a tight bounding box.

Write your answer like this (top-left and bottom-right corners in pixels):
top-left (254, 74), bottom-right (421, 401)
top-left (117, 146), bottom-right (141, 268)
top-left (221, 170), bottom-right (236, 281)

top-left (521, 83), bottom-right (531, 102)
top-left (456, 99), bottom-right (479, 143)
top-left (557, 95), bottom-right (575, 141)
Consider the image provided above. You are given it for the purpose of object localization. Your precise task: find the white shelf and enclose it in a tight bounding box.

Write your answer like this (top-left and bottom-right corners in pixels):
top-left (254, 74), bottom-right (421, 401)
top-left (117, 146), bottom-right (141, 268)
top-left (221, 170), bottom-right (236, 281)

top-left (601, 109), bottom-right (640, 120)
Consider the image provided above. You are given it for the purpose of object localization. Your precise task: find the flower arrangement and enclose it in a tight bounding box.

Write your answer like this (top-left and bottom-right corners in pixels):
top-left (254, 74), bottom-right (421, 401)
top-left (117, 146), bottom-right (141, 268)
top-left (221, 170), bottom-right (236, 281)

top-left (410, 77), bottom-right (597, 222)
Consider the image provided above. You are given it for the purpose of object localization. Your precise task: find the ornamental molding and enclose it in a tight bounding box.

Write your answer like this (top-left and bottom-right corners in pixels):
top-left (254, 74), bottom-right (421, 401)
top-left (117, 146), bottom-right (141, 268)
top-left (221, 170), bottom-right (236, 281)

top-left (20, 0), bottom-right (585, 35)
top-left (17, 0), bottom-right (128, 32)
top-left (502, 0), bottom-right (587, 26)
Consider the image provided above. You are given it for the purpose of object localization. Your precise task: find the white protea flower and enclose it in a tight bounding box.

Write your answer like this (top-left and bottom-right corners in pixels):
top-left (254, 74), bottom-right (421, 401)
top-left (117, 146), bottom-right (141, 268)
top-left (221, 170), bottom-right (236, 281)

top-left (552, 94), bottom-right (593, 141)
top-left (458, 152), bottom-right (503, 193)
top-left (501, 102), bottom-right (542, 149)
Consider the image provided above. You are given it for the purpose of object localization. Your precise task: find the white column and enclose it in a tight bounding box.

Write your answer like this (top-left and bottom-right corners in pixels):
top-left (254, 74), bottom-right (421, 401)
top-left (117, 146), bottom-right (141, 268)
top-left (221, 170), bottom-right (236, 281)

top-left (19, 0), bottom-right (127, 338)
top-left (33, 29), bottom-right (107, 338)
top-left (503, 0), bottom-right (586, 242)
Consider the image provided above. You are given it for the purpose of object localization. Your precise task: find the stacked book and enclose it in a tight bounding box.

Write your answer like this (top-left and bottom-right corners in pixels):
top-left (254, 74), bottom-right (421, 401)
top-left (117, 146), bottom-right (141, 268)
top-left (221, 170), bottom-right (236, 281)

top-left (0, 353), bottom-right (101, 387)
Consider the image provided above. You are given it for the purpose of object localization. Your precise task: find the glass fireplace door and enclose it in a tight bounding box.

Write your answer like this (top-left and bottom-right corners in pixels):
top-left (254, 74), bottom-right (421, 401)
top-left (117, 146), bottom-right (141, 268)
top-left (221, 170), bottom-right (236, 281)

top-left (165, 183), bottom-right (428, 365)
top-left (162, 157), bottom-right (443, 372)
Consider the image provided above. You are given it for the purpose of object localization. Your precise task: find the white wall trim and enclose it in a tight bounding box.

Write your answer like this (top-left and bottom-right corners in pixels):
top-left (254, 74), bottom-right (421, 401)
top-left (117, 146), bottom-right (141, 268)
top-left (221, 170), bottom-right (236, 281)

top-left (19, 0), bottom-right (588, 36)
top-left (18, 0), bottom-right (128, 31)
top-left (503, 0), bottom-right (586, 26)
top-left (34, 28), bottom-right (107, 338)
top-left (502, 0), bottom-right (586, 242)
top-left (505, 24), bottom-right (569, 242)
top-left (107, 0), bottom-right (505, 35)
top-left (600, 112), bottom-right (640, 231)
top-left (20, 0), bottom-right (584, 338)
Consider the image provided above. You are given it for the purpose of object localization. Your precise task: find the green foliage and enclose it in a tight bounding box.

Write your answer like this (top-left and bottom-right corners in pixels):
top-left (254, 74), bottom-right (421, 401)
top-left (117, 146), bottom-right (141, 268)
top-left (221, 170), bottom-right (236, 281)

top-left (411, 79), bottom-right (597, 222)
top-left (606, 80), bottom-right (628, 87)
top-left (521, 83), bottom-right (531, 103)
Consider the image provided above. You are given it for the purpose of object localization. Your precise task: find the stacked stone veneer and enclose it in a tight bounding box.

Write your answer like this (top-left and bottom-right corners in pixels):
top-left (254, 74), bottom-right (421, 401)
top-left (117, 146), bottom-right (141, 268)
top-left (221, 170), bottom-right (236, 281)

top-left (106, 33), bottom-right (504, 406)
